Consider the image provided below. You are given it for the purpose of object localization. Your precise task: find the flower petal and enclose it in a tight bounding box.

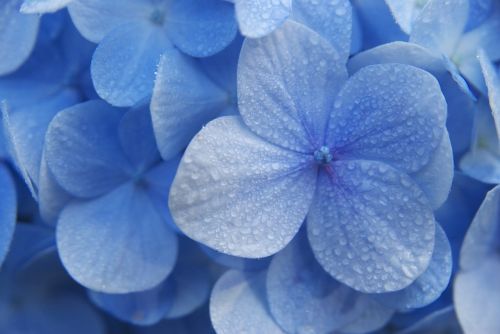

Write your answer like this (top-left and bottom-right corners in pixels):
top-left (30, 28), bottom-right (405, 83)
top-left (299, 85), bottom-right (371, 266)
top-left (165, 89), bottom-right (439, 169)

top-left (91, 22), bottom-right (171, 107)
top-left (0, 0), bottom-right (40, 75)
top-left (234, 0), bottom-right (291, 38)
top-left (411, 129), bottom-right (454, 210)
top-left (454, 256), bottom-right (500, 334)
top-left (348, 41), bottom-right (475, 155)
top-left (45, 100), bottom-right (131, 198)
top-left (68, 0), bottom-right (152, 43)
top-left (410, 0), bottom-right (468, 57)
top-left (166, 0), bottom-right (237, 57)
top-left (151, 49), bottom-right (227, 161)
top-left (57, 183), bottom-right (178, 293)
top-left (327, 63), bottom-right (447, 173)
top-left (384, 0), bottom-right (425, 34)
top-left (266, 232), bottom-right (369, 333)
top-left (238, 20), bottom-right (348, 153)
top-left (459, 185), bottom-right (500, 271)
top-left (307, 160), bottom-right (436, 293)
top-left (0, 164), bottom-right (16, 267)
top-left (338, 297), bottom-right (394, 334)
top-left (210, 270), bottom-right (285, 334)
top-left (398, 306), bottom-right (461, 334)
top-left (373, 224), bottom-right (452, 310)
top-left (291, 0), bottom-right (352, 62)
top-left (169, 116), bottom-right (316, 258)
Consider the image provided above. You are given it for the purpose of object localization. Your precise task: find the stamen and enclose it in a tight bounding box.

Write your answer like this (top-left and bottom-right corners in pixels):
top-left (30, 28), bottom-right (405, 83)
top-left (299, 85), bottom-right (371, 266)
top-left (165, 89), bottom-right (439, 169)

top-left (314, 146), bottom-right (333, 165)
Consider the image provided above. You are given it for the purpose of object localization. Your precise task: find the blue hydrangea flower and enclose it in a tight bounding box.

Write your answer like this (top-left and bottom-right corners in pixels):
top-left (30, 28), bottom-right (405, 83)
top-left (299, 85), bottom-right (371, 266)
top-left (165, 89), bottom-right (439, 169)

top-left (0, 224), bottom-right (106, 334)
top-left (460, 50), bottom-right (500, 184)
top-left (67, 0), bottom-right (237, 107)
top-left (20, 0), bottom-right (73, 13)
top-left (44, 100), bottom-right (179, 293)
top-left (169, 21), bottom-right (453, 293)
top-left (454, 184), bottom-right (500, 333)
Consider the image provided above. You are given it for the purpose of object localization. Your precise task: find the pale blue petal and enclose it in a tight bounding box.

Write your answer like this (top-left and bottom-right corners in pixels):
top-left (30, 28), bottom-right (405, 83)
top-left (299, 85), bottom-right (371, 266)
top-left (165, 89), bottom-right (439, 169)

top-left (91, 22), bottom-right (171, 107)
top-left (327, 63), bottom-right (447, 173)
top-left (385, 0), bottom-right (427, 34)
top-left (410, 0), bottom-right (468, 57)
top-left (166, 0), bottom-right (237, 57)
top-left (373, 224), bottom-right (452, 311)
top-left (398, 306), bottom-right (461, 334)
top-left (454, 256), bottom-right (500, 334)
top-left (169, 116), bottom-right (316, 258)
top-left (238, 21), bottom-right (347, 153)
top-left (45, 100), bottom-right (132, 198)
top-left (411, 130), bottom-right (454, 210)
top-left (350, 7), bottom-right (362, 54)
top-left (0, 0), bottom-right (40, 75)
top-left (2, 89), bottom-right (80, 197)
top-left (88, 281), bottom-right (174, 325)
top-left (234, 0), bottom-right (291, 38)
top-left (338, 296), bottom-right (394, 334)
top-left (118, 103), bottom-right (160, 173)
top-left (21, 0), bottom-right (72, 13)
top-left (291, 0), bottom-right (352, 62)
top-left (151, 49), bottom-right (228, 161)
top-left (347, 41), bottom-right (477, 139)
top-left (210, 270), bottom-right (285, 334)
top-left (479, 49), bottom-right (500, 132)
top-left (459, 185), bottom-right (500, 271)
top-left (308, 160), bottom-right (436, 293)
top-left (0, 164), bottom-right (16, 267)
top-left (57, 183), bottom-right (178, 293)
top-left (266, 232), bottom-right (369, 333)
top-left (68, 0), bottom-right (152, 43)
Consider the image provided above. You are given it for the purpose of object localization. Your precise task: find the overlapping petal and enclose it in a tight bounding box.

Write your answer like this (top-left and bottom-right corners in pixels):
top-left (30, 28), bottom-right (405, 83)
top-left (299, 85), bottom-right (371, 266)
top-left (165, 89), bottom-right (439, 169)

top-left (307, 160), bottom-right (436, 293)
top-left (0, 165), bottom-right (16, 267)
top-left (234, 0), bottom-right (291, 38)
top-left (238, 21), bottom-right (348, 153)
top-left (169, 116), bottom-right (316, 258)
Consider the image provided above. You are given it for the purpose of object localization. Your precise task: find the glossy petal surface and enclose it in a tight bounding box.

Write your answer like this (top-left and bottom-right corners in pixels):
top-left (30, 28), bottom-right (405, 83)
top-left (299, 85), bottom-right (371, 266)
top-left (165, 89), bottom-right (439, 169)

top-left (308, 160), bottom-right (436, 293)
top-left (234, 0), bottom-right (291, 38)
top-left (327, 63), bottom-right (447, 173)
top-left (169, 116), bottom-right (316, 258)
top-left (374, 224), bottom-right (452, 310)
top-left (291, 0), bottom-right (352, 62)
top-left (238, 21), bottom-right (348, 153)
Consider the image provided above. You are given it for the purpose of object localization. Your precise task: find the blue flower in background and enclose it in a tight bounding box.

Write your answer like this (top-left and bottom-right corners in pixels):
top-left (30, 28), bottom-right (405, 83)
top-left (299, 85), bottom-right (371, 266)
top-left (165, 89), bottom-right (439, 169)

top-left (170, 21), bottom-right (453, 293)
top-left (66, 0), bottom-right (237, 107)
top-left (454, 184), bottom-right (500, 333)
top-left (44, 100), bottom-right (179, 293)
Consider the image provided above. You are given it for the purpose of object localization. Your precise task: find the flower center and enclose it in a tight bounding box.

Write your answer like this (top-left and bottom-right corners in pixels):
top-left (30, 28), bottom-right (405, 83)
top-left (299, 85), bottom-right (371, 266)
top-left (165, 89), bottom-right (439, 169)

top-left (314, 146), bottom-right (333, 165)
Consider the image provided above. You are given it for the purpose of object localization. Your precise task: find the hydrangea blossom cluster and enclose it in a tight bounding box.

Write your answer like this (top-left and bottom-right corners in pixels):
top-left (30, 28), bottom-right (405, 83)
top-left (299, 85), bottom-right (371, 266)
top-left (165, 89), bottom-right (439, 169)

top-left (0, 0), bottom-right (499, 333)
